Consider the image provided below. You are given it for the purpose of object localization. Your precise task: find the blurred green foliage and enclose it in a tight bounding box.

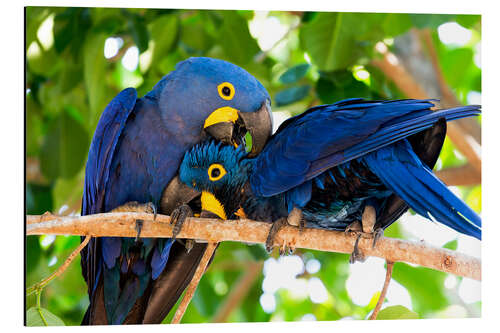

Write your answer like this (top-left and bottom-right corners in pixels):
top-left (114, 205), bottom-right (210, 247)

top-left (26, 7), bottom-right (481, 325)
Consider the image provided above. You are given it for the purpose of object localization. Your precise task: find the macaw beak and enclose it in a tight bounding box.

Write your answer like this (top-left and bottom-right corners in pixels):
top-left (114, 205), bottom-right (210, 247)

top-left (204, 99), bottom-right (272, 157)
top-left (200, 191), bottom-right (227, 220)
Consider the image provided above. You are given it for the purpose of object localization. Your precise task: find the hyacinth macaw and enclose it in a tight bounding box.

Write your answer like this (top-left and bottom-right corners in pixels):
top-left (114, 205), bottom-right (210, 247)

top-left (80, 57), bottom-right (272, 324)
top-left (179, 99), bottom-right (481, 260)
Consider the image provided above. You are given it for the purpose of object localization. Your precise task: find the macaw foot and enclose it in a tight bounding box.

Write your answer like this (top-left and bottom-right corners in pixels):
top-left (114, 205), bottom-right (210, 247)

top-left (111, 201), bottom-right (157, 241)
top-left (266, 217), bottom-right (287, 253)
top-left (266, 207), bottom-right (303, 254)
top-left (170, 204), bottom-right (193, 240)
top-left (279, 239), bottom-right (296, 256)
top-left (347, 205), bottom-right (382, 263)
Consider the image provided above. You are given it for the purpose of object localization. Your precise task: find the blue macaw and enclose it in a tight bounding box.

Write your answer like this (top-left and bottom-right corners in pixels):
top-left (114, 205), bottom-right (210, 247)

top-left (179, 99), bottom-right (481, 259)
top-left (80, 57), bottom-right (272, 324)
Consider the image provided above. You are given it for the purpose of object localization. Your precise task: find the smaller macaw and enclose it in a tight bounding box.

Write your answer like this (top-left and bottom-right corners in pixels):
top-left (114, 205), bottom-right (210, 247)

top-left (179, 99), bottom-right (481, 259)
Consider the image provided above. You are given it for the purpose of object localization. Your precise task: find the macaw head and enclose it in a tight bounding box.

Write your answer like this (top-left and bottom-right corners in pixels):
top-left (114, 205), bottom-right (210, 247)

top-left (179, 141), bottom-right (251, 219)
top-left (149, 57), bottom-right (272, 157)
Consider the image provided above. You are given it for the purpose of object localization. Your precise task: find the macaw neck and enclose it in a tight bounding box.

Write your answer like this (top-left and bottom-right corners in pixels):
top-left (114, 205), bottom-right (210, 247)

top-left (239, 181), bottom-right (288, 222)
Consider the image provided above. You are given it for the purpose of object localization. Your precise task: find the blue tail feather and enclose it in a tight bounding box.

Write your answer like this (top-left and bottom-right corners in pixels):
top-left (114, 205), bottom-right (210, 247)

top-left (364, 140), bottom-right (481, 239)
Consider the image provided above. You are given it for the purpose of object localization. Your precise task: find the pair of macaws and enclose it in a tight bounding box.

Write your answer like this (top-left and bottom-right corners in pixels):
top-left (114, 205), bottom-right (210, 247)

top-left (81, 57), bottom-right (481, 325)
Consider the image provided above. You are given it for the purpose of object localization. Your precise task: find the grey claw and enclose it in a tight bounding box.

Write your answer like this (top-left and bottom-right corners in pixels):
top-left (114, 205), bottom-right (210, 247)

top-left (150, 203), bottom-right (157, 221)
top-left (372, 228), bottom-right (384, 248)
top-left (135, 219), bottom-right (144, 242)
top-left (170, 204), bottom-right (193, 240)
top-left (349, 234), bottom-right (365, 264)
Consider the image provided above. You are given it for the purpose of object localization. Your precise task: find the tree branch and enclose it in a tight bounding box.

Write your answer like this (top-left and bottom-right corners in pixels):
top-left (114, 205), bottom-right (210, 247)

top-left (212, 261), bottom-right (264, 323)
top-left (171, 242), bottom-right (218, 324)
top-left (371, 32), bottom-right (481, 176)
top-left (26, 235), bottom-right (91, 296)
top-left (27, 212), bottom-right (481, 281)
top-left (435, 163), bottom-right (481, 186)
top-left (369, 260), bottom-right (394, 320)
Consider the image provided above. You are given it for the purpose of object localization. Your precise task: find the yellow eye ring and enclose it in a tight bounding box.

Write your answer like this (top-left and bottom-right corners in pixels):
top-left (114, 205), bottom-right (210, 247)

top-left (217, 82), bottom-right (235, 100)
top-left (208, 164), bottom-right (227, 181)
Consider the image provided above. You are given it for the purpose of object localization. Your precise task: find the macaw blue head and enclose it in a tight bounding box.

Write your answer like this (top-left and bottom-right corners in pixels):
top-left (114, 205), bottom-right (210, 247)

top-left (179, 141), bottom-right (251, 219)
top-left (148, 57), bottom-right (273, 157)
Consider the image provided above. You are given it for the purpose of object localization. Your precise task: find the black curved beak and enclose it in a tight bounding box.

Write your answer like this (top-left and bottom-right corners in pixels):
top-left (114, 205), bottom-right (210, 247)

top-left (160, 175), bottom-right (200, 214)
top-left (204, 100), bottom-right (272, 157)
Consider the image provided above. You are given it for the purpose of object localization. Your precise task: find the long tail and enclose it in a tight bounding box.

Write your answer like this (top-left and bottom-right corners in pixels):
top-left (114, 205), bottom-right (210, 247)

top-left (345, 104), bottom-right (481, 161)
top-left (364, 140), bottom-right (481, 239)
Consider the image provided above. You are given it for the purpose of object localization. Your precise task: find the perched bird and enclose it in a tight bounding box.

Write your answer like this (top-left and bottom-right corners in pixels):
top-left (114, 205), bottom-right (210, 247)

top-left (179, 99), bottom-right (481, 260)
top-left (80, 57), bottom-right (273, 324)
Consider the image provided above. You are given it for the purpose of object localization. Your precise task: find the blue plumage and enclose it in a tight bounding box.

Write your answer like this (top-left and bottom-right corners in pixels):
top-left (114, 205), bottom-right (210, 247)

top-left (363, 140), bottom-right (481, 239)
top-left (180, 98), bottom-right (481, 241)
top-left (81, 57), bottom-right (272, 324)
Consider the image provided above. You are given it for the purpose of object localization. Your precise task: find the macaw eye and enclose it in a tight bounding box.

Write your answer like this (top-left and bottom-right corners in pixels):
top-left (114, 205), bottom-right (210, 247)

top-left (208, 163), bottom-right (227, 181)
top-left (217, 82), bottom-right (235, 100)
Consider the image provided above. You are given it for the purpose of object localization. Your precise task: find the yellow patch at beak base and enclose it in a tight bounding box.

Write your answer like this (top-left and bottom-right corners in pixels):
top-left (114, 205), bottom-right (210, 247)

top-left (204, 107), bottom-right (239, 128)
top-left (201, 191), bottom-right (227, 220)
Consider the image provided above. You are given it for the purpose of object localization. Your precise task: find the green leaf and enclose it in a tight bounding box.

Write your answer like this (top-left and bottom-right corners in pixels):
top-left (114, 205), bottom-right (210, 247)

top-left (376, 305), bottom-right (418, 320)
top-left (26, 95), bottom-right (43, 156)
top-left (275, 85), bottom-right (311, 106)
top-left (150, 15), bottom-right (179, 65)
top-left (443, 239), bottom-right (458, 251)
top-left (316, 78), bottom-right (344, 103)
top-left (83, 32), bottom-right (110, 124)
top-left (279, 64), bottom-right (311, 84)
top-left (440, 48), bottom-right (474, 89)
top-left (246, 244), bottom-right (268, 260)
top-left (26, 184), bottom-right (53, 215)
top-left (409, 14), bottom-right (455, 29)
top-left (391, 262), bottom-right (448, 314)
top-left (465, 185), bottom-right (481, 213)
top-left (127, 13), bottom-right (150, 53)
top-left (27, 44), bottom-right (62, 77)
top-left (455, 15), bottom-right (481, 29)
top-left (26, 7), bottom-right (51, 48)
top-left (218, 11), bottom-right (260, 65)
top-left (381, 14), bottom-right (413, 37)
top-left (52, 170), bottom-right (84, 212)
top-left (180, 21), bottom-right (213, 53)
top-left (26, 236), bottom-right (42, 275)
top-left (40, 110), bottom-right (89, 181)
top-left (53, 8), bottom-right (92, 58)
top-left (300, 13), bottom-right (383, 71)
top-left (316, 71), bottom-right (371, 103)
top-left (56, 56), bottom-right (83, 94)
top-left (27, 307), bottom-right (65, 326)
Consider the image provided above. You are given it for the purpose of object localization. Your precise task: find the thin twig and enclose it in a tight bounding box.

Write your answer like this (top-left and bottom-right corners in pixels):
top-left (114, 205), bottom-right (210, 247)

top-left (212, 261), bottom-right (264, 323)
top-left (171, 242), bottom-right (218, 324)
top-left (35, 290), bottom-right (48, 326)
top-left (369, 260), bottom-right (394, 320)
top-left (27, 235), bottom-right (91, 296)
top-left (26, 213), bottom-right (481, 280)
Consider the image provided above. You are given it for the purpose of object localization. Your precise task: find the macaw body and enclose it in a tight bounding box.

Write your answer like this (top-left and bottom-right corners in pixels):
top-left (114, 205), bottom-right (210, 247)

top-left (179, 99), bottom-right (481, 249)
top-left (81, 57), bottom-right (272, 324)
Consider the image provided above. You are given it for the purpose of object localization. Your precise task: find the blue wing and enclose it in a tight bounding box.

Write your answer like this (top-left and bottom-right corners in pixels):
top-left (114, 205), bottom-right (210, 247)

top-left (363, 140), bottom-right (481, 239)
top-left (81, 88), bottom-right (138, 323)
top-left (82, 87), bottom-right (137, 215)
top-left (250, 99), bottom-right (480, 197)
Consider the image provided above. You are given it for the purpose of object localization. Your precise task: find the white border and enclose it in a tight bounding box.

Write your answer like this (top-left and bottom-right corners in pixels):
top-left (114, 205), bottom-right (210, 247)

top-left (4, 1), bottom-right (498, 332)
